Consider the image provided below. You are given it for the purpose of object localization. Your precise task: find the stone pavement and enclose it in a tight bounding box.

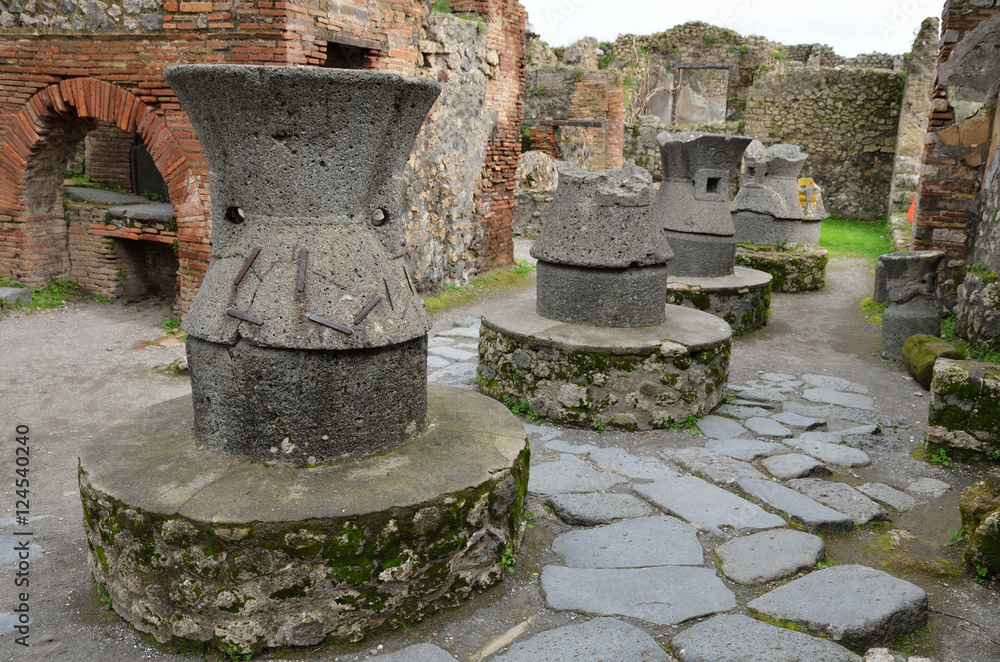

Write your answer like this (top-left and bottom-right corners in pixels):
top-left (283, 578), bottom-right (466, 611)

top-left (416, 319), bottom-right (946, 661)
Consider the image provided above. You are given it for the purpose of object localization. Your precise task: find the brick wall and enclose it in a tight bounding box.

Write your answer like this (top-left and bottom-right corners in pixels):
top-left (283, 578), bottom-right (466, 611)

top-left (0, 0), bottom-right (526, 308)
top-left (85, 122), bottom-right (135, 191)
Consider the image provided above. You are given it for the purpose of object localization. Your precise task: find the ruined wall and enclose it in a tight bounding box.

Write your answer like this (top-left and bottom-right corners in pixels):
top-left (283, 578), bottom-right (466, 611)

top-left (0, 0), bottom-right (526, 307)
top-left (623, 116), bottom-right (744, 182)
top-left (744, 65), bottom-right (904, 220)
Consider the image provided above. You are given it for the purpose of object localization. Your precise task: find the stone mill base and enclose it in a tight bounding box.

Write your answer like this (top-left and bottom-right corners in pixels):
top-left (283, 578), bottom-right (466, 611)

top-left (666, 267), bottom-right (773, 336)
top-left (735, 243), bottom-right (828, 293)
top-left (78, 386), bottom-right (529, 656)
top-left (477, 299), bottom-right (733, 431)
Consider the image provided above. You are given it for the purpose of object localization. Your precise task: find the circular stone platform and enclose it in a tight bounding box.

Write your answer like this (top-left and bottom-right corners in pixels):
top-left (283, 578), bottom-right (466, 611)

top-left (735, 243), bottom-right (828, 293)
top-left (666, 266), bottom-right (773, 336)
top-left (78, 386), bottom-right (529, 656)
top-left (478, 299), bottom-right (732, 431)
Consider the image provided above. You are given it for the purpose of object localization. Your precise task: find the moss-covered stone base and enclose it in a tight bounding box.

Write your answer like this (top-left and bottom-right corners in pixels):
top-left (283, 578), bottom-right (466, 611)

top-left (478, 299), bottom-right (732, 430)
top-left (78, 387), bottom-right (529, 656)
top-left (902, 334), bottom-right (965, 389)
top-left (736, 243), bottom-right (828, 293)
top-left (926, 358), bottom-right (1000, 458)
top-left (666, 267), bottom-right (772, 336)
top-left (959, 477), bottom-right (1000, 579)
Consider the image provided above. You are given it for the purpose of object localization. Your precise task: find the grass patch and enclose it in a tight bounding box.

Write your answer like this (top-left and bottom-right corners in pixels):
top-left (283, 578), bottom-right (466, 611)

top-left (859, 296), bottom-right (886, 324)
top-left (819, 218), bottom-right (893, 263)
top-left (424, 261), bottom-right (535, 316)
top-left (0, 278), bottom-right (108, 319)
top-left (0, 276), bottom-right (25, 288)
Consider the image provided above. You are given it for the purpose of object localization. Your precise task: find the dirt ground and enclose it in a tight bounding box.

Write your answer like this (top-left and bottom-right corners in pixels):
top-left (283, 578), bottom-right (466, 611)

top-left (0, 255), bottom-right (998, 661)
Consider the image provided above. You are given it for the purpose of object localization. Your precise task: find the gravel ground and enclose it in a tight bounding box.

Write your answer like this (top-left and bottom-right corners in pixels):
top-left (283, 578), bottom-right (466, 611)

top-left (0, 254), bottom-right (998, 661)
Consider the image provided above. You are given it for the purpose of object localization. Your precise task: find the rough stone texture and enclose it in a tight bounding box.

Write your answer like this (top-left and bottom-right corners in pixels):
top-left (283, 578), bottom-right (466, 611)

top-left (735, 243), bottom-right (828, 293)
top-left (653, 132), bottom-right (753, 278)
top-left (955, 272), bottom-right (1000, 352)
top-left (662, 447), bottom-right (767, 485)
top-left (745, 417), bottom-right (793, 438)
top-left (541, 565), bottom-right (735, 625)
top-left (959, 476), bottom-right (1000, 579)
top-left (744, 65), bottom-right (904, 221)
top-left (167, 66), bottom-right (439, 464)
top-left (666, 267), bottom-right (773, 335)
top-left (697, 415), bottom-right (747, 439)
top-left (715, 530), bottom-right (826, 585)
top-left (552, 516), bottom-right (703, 568)
top-left (746, 565), bottom-right (928, 649)
top-left (784, 437), bottom-right (872, 468)
top-left (704, 439), bottom-right (787, 461)
top-left (529, 460), bottom-right (627, 495)
top-left (877, 251), bottom-right (946, 361)
top-left (545, 493), bottom-right (652, 526)
top-left (636, 477), bottom-right (787, 536)
top-left (491, 617), bottom-right (670, 662)
top-left (478, 299), bottom-right (732, 431)
top-left (857, 483), bottom-right (917, 512)
top-left (731, 141), bottom-right (808, 244)
top-left (902, 334), bottom-right (965, 389)
top-left (761, 453), bottom-right (831, 480)
top-left (882, 298), bottom-right (943, 362)
top-left (535, 262), bottom-right (671, 328)
top-left (672, 614), bottom-right (861, 662)
top-left (730, 385), bottom-right (788, 402)
top-left (801, 388), bottom-right (875, 410)
top-left (787, 478), bottom-right (889, 526)
top-left (378, 644), bottom-right (455, 662)
top-left (927, 358), bottom-right (1000, 457)
top-left (736, 476), bottom-right (854, 532)
top-left (78, 388), bottom-right (530, 655)
top-left (587, 447), bottom-right (678, 480)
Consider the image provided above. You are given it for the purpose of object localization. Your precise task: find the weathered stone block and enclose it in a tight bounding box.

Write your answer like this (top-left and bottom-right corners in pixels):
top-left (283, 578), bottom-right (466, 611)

top-left (927, 358), bottom-right (1000, 457)
top-left (666, 268), bottom-right (772, 335)
top-left (735, 243), bottom-right (828, 293)
top-left (959, 475), bottom-right (1000, 579)
top-left (902, 334), bottom-right (965, 388)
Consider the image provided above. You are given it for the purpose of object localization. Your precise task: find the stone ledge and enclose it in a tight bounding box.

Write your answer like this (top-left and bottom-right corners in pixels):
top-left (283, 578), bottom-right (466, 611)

top-left (79, 386), bottom-right (529, 654)
top-left (667, 266), bottom-right (772, 335)
top-left (736, 243), bottom-right (828, 293)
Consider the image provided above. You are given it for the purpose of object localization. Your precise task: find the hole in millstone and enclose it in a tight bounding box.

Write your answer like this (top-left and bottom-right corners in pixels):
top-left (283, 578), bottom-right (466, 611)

top-left (706, 177), bottom-right (722, 194)
top-left (371, 208), bottom-right (389, 226)
top-left (225, 206), bottom-right (246, 224)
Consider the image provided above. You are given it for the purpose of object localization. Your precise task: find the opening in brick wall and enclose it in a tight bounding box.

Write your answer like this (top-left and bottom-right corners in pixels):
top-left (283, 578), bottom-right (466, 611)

top-left (323, 42), bottom-right (379, 69)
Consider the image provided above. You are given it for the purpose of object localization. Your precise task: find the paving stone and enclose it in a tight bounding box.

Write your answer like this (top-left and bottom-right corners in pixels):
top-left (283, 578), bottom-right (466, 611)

top-left (784, 438), bottom-right (872, 467)
top-left (426, 355), bottom-right (449, 369)
top-left (716, 529), bottom-right (826, 585)
top-left (704, 439), bottom-right (787, 461)
top-left (552, 516), bottom-right (703, 568)
top-left (802, 374), bottom-right (853, 390)
top-left (782, 401), bottom-right (876, 424)
top-left (427, 362), bottom-right (478, 383)
top-left (760, 372), bottom-right (797, 382)
top-left (636, 477), bottom-right (787, 536)
top-left (799, 430), bottom-right (844, 443)
top-left (541, 565), bottom-right (736, 625)
top-left (856, 483), bottom-right (916, 512)
top-left (427, 336), bottom-right (454, 347)
top-left (736, 477), bottom-right (854, 532)
top-left (546, 493), bottom-right (653, 526)
top-left (838, 424), bottom-right (882, 436)
top-left (428, 345), bottom-right (478, 361)
top-left (770, 411), bottom-right (826, 429)
top-left (529, 460), bottom-right (627, 495)
top-left (558, 453), bottom-right (583, 463)
top-left (744, 417), bottom-right (793, 438)
top-left (787, 478), bottom-right (889, 525)
top-left (696, 415), bottom-right (747, 439)
top-left (760, 453), bottom-right (831, 480)
top-left (523, 422), bottom-right (561, 441)
top-left (731, 399), bottom-right (777, 409)
top-left (436, 323), bottom-right (481, 338)
top-left (588, 447), bottom-right (678, 480)
top-left (845, 383), bottom-right (870, 394)
top-left (491, 617), bottom-right (670, 662)
top-left (544, 439), bottom-right (600, 454)
top-left (729, 386), bottom-right (788, 403)
top-left (802, 388), bottom-right (875, 410)
top-left (663, 447), bottom-right (766, 485)
top-left (747, 564), bottom-right (928, 649)
top-left (906, 477), bottom-right (951, 499)
top-left (378, 644), bottom-right (455, 662)
top-left (672, 613), bottom-right (861, 662)
top-left (716, 404), bottom-right (774, 419)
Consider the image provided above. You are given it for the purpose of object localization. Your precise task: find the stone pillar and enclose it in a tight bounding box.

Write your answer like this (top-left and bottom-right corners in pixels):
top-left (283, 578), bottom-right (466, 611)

top-left (530, 162), bottom-right (672, 327)
top-left (731, 140), bottom-right (808, 245)
top-left (166, 65), bottom-right (441, 465)
top-left (877, 250), bottom-right (946, 360)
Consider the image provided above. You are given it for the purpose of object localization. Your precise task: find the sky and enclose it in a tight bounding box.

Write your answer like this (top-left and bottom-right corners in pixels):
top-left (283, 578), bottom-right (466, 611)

top-left (519, 0), bottom-right (942, 58)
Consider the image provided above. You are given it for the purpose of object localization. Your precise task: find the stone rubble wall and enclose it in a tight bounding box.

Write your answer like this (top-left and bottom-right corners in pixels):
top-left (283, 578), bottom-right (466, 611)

top-left (622, 116), bottom-right (744, 182)
top-left (744, 66), bottom-right (904, 220)
top-left (927, 357), bottom-right (1000, 457)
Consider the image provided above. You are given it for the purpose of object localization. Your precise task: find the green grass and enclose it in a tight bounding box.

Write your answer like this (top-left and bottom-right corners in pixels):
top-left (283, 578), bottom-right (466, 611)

top-left (163, 316), bottom-right (182, 333)
top-left (424, 261), bottom-right (536, 316)
top-left (0, 276), bottom-right (25, 288)
top-left (818, 218), bottom-right (893, 262)
top-left (859, 296), bottom-right (886, 324)
top-left (1, 278), bottom-right (105, 318)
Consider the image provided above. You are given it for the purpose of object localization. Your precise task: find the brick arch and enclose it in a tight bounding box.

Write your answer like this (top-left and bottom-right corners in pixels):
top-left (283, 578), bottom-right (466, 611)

top-left (0, 78), bottom-right (209, 310)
